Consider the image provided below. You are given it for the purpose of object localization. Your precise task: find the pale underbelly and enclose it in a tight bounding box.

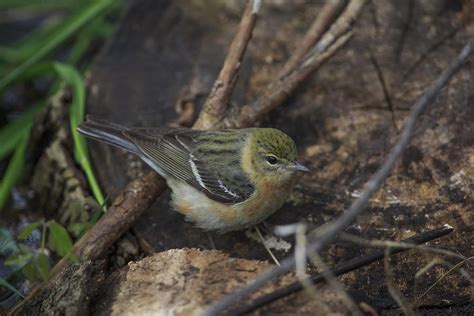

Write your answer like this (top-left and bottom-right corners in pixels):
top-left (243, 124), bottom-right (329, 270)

top-left (167, 179), bottom-right (290, 232)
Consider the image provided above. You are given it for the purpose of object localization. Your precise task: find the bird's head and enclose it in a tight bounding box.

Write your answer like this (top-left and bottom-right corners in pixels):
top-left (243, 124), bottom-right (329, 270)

top-left (244, 128), bottom-right (309, 185)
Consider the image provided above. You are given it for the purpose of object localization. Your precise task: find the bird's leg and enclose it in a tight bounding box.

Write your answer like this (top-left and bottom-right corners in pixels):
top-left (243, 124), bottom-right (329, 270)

top-left (254, 225), bottom-right (280, 266)
top-left (207, 233), bottom-right (216, 250)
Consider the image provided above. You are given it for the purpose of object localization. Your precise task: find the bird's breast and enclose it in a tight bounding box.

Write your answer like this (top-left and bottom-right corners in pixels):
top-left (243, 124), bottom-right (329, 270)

top-left (168, 177), bottom-right (294, 232)
top-left (233, 177), bottom-right (294, 225)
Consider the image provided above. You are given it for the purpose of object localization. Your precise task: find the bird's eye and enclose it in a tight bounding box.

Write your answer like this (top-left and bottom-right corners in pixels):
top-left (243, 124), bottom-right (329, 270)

top-left (266, 155), bottom-right (278, 165)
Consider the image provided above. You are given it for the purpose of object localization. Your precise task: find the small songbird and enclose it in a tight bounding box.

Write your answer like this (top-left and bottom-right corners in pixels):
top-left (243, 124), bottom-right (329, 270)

top-left (78, 117), bottom-right (309, 232)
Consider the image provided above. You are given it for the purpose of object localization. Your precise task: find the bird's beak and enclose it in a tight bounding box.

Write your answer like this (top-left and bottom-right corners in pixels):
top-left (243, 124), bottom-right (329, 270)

top-left (288, 161), bottom-right (310, 172)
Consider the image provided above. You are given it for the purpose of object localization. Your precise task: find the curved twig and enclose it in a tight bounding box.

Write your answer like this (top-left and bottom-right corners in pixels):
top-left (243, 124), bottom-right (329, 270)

top-left (278, 0), bottom-right (346, 79)
top-left (228, 0), bottom-right (368, 128)
top-left (194, 0), bottom-right (261, 130)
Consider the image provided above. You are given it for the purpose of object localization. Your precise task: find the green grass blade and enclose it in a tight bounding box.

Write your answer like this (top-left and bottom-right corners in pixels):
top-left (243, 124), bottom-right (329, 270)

top-left (0, 46), bottom-right (21, 64)
top-left (0, 0), bottom-right (79, 11)
top-left (53, 62), bottom-right (105, 207)
top-left (0, 101), bottom-right (47, 160)
top-left (0, 276), bottom-right (24, 298)
top-left (0, 128), bottom-right (30, 210)
top-left (0, 62), bottom-right (56, 90)
top-left (0, 22), bottom-right (65, 65)
top-left (66, 35), bottom-right (92, 66)
top-left (0, 0), bottom-right (115, 91)
top-left (0, 2), bottom-right (116, 66)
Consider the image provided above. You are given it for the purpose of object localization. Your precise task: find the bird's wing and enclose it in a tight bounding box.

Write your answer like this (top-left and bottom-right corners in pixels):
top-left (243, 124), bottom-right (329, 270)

top-left (123, 128), bottom-right (254, 204)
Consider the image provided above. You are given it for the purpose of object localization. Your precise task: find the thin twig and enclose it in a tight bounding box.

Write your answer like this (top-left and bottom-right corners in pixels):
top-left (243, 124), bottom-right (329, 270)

top-left (264, 221), bottom-right (362, 314)
top-left (415, 257), bottom-right (446, 280)
top-left (403, 25), bottom-right (463, 80)
top-left (338, 231), bottom-right (466, 261)
top-left (226, 225), bottom-right (453, 315)
top-left (231, 0), bottom-right (368, 128)
top-left (278, 0), bottom-right (347, 79)
top-left (204, 38), bottom-right (474, 316)
top-left (368, 0), bottom-right (379, 33)
top-left (395, 0), bottom-right (415, 62)
top-left (369, 51), bottom-right (397, 128)
top-left (413, 257), bottom-right (474, 306)
top-left (306, 0), bottom-right (366, 57)
top-left (413, 257), bottom-right (448, 303)
top-left (234, 31), bottom-right (353, 128)
top-left (308, 251), bottom-right (363, 315)
top-left (194, 0), bottom-right (261, 130)
top-left (384, 248), bottom-right (416, 315)
top-left (255, 225), bottom-right (280, 266)
top-left (293, 223), bottom-right (318, 298)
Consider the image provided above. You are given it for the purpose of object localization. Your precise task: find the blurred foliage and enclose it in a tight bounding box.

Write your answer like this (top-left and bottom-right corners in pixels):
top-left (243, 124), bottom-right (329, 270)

top-left (0, 229), bottom-right (23, 298)
top-left (0, 0), bottom-right (122, 296)
top-left (4, 220), bottom-right (77, 283)
top-left (0, 0), bottom-right (120, 209)
top-left (0, 0), bottom-right (81, 11)
top-left (0, 0), bottom-right (117, 89)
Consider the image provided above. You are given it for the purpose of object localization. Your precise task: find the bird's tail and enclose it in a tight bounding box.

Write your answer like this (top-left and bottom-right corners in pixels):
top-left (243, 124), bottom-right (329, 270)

top-left (77, 116), bottom-right (139, 154)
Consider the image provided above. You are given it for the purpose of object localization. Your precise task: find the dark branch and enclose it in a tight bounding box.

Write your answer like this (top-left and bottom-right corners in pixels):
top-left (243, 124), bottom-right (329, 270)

top-left (369, 51), bottom-right (397, 128)
top-left (228, 225), bottom-right (454, 315)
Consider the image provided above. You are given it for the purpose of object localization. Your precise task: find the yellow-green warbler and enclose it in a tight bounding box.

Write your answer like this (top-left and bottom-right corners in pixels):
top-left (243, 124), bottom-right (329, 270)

top-left (78, 117), bottom-right (309, 232)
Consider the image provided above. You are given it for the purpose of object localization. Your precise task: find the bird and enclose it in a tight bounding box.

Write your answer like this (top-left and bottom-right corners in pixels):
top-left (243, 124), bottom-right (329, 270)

top-left (77, 117), bottom-right (309, 232)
